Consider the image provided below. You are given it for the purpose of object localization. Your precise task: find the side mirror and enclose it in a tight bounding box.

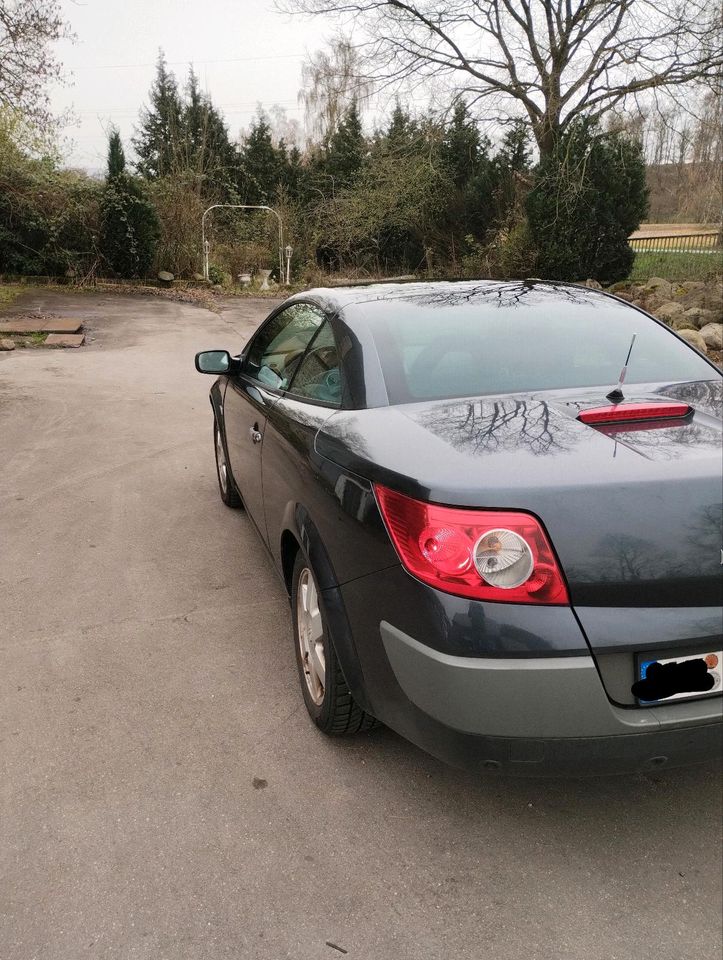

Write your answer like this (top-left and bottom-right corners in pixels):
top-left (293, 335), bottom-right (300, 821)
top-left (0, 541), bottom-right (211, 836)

top-left (195, 350), bottom-right (234, 375)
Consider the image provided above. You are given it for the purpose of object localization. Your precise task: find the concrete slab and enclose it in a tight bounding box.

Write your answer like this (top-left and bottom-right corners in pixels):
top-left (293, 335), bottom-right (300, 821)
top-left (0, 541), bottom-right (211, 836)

top-left (44, 333), bottom-right (85, 347)
top-left (0, 317), bottom-right (83, 334)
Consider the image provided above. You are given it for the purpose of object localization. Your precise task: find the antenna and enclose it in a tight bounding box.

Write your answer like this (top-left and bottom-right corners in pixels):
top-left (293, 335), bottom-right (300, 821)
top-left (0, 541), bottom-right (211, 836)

top-left (606, 333), bottom-right (637, 402)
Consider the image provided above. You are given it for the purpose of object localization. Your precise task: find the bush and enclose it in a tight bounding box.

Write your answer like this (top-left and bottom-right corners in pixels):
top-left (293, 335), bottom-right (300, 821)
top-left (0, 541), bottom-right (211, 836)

top-left (0, 114), bottom-right (102, 276)
top-left (99, 174), bottom-right (159, 278)
top-left (526, 120), bottom-right (648, 283)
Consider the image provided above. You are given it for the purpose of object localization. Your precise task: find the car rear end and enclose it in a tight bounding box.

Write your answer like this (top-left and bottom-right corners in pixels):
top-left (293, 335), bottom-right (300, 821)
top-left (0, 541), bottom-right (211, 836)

top-left (317, 283), bottom-right (723, 774)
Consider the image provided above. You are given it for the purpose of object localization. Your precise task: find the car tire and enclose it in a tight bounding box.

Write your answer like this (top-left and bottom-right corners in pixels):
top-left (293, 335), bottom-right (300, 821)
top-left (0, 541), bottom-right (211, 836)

top-left (291, 552), bottom-right (377, 735)
top-left (214, 419), bottom-right (243, 508)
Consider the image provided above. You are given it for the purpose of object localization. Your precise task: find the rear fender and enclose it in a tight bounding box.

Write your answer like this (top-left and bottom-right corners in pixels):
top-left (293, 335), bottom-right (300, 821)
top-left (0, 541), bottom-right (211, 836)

top-left (284, 503), bottom-right (372, 713)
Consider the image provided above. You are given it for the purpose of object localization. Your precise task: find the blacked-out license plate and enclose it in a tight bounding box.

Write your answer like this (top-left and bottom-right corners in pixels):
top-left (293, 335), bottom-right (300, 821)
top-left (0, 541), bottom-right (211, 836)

top-left (635, 650), bottom-right (722, 705)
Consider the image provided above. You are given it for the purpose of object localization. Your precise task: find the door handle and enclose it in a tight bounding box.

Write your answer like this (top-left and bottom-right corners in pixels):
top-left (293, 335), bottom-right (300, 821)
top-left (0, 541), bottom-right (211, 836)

top-left (250, 427), bottom-right (262, 444)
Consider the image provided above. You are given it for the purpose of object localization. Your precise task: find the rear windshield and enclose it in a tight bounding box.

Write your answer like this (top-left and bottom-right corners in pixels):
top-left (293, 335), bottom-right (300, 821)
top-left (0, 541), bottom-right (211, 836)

top-left (356, 284), bottom-right (715, 404)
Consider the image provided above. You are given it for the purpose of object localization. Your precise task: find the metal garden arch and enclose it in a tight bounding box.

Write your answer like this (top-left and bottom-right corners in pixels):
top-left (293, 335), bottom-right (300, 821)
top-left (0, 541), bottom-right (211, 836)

top-left (201, 204), bottom-right (284, 283)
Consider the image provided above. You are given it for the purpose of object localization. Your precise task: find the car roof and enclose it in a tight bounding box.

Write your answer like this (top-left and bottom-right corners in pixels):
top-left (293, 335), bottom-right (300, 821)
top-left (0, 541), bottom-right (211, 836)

top-left (290, 278), bottom-right (622, 316)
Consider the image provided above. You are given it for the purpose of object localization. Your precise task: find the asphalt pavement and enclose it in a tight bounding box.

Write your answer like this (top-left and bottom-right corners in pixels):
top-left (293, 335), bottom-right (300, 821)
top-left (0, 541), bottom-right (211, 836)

top-left (1, 291), bottom-right (721, 960)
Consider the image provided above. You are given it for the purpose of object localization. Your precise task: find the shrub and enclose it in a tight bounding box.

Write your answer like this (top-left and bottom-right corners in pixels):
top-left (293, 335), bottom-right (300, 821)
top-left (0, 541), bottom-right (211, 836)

top-left (99, 174), bottom-right (159, 278)
top-left (526, 120), bottom-right (648, 283)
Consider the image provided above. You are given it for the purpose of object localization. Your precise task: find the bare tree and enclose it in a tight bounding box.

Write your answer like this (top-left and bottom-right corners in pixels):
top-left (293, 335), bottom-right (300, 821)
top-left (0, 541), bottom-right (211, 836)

top-left (285, 0), bottom-right (723, 157)
top-left (0, 0), bottom-right (70, 135)
top-left (299, 35), bottom-right (373, 145)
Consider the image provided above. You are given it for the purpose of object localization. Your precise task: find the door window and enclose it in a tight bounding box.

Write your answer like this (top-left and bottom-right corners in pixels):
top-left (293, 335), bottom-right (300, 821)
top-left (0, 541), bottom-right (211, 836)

top-left (244, 303), bottom-right (325, 390)
top-left (287, 321), bottom-right (342, 406)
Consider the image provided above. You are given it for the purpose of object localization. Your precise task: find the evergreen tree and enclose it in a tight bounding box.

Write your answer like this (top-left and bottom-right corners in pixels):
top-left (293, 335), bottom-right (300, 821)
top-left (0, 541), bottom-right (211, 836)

top-left (107, 127), bottom-right (125, 179)
top-left (385, 100), bottom-right (417, 151)
top-left (133, 51), bottom-right (183, 179)
top-left (182, 67), bottom-right (236, 197)
top-left (100, 129), bottom-right (159, 278)
top-left (491, 121), bottom-right (532, 224)
top-left (238, 111), bottom-right (282, 203)
top-left (326, 100), bottom-right (365, 187)
top-left (439, 101), bottom-right (493, 245)
top-left (526, 120), bottom-right (648, 282)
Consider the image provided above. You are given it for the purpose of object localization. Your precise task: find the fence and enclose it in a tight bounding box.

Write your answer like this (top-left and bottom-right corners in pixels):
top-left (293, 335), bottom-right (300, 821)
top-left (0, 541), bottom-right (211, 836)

top-left (629, 231), bottom-right (723, 281)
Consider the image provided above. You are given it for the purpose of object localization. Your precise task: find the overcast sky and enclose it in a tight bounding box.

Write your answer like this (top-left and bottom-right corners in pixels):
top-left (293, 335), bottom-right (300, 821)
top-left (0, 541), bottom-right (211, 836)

top-left (50, 0), bottom-right (339, 170)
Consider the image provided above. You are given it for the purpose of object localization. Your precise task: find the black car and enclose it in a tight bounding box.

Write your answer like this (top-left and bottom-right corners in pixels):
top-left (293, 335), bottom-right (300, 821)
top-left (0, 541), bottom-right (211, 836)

top-left (196, 280), bottom-right (723, 775)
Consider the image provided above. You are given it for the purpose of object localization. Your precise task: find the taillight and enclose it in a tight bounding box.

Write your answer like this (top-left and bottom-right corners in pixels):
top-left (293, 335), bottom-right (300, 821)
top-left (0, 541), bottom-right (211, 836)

top-left (577, 402), bottom-right (691, 425)
top-left (374, 484), bottom-right (569, 605)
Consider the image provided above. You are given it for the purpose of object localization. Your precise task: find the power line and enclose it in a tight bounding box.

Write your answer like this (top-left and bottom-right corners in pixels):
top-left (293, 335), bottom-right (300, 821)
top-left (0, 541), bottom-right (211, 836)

top-left (72, 53), bottom-right (306, 71)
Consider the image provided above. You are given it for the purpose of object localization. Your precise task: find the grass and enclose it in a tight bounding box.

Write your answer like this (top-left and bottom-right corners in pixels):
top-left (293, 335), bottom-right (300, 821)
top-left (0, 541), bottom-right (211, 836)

top-left (630, 250), bottom-right (723, 282)
top-left (0, 283), bottom-right (28, 309)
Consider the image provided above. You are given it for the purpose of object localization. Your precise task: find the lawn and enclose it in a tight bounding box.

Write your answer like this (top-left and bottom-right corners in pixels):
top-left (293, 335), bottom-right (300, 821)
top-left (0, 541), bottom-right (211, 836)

top-left (630, 250), bottom-right (723, 282)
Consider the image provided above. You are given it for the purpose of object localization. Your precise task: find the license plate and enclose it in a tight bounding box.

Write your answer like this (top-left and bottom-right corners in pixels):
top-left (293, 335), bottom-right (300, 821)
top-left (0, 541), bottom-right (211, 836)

top-left (635, 650), bottom-right (722, 704)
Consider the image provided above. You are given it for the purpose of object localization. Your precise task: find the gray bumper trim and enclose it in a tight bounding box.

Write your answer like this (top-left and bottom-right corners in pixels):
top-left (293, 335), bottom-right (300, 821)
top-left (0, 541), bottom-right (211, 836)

top-left (380, 622), bottom-right (723, 739)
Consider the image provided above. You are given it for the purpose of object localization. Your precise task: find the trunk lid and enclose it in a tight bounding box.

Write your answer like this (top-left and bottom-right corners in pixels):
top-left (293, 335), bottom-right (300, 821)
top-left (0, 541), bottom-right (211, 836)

top-left (316, 379), bottom-right (723, 613)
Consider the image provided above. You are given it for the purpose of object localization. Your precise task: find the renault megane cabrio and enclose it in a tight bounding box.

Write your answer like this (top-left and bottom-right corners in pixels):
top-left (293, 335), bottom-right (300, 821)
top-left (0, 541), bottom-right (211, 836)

top-left (195, 280), bottom-right (723, 775)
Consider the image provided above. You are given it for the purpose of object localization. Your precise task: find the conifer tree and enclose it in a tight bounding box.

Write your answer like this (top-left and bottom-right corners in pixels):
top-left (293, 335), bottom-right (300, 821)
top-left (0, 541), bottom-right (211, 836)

top-left (326, 100), bottom-right (365, 186)
top-left (133, 51), bottom-right (183, 179)
top-left (100, 129), bottom-right (159, 278)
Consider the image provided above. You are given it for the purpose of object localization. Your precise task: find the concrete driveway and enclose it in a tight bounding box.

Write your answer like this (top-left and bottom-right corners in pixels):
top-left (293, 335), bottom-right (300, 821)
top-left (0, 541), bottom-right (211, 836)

top-left (1, 292), bottom-right (721, 960)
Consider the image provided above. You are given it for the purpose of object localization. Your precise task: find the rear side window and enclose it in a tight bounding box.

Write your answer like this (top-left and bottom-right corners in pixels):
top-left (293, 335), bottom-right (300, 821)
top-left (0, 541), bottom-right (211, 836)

top-left (358, 287), bottom-right (715, 403)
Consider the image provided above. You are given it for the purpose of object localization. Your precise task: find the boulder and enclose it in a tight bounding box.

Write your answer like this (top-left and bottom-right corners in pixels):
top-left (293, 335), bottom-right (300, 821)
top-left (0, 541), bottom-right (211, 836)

top-left (676, 328), bottom-right (707, 353)
top-left (644, 277), bottom-right (673, 297)
top-left (614, 290), bottom-right (634, 302)
top-left (672, 315), bottom-right (700, 331)
top-left (585, 278), bottom-right (602, 289)
top-left (682, 306), bottom-right (716, 329)
top-left (0, 338), bottom-right (15, 351)
top-left (654, 301), bottom-right (685, 324)
top-left (632, 299), bottom-right (644, 308)
top-left (157, 270), bottom-right (174, 286)
top-left (698, 323), bottom-right (723, 351)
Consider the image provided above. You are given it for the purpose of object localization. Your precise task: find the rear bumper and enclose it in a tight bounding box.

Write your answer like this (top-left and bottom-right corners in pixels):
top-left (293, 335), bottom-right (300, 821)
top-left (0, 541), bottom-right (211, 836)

top-left (377, 622), bottom-right (723, 776)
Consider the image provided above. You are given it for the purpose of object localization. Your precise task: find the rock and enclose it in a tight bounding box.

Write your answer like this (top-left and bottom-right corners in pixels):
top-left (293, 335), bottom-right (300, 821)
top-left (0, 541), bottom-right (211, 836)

top-left (698, 323), bottom-right (723, 351)
top-left (672, 315), bottom-right (699, 331)
top-left (0, 338), bottom-right (15, 351)
top-left (643, 293), bottom-right (664, 313)
top-left (682, 306), bottom-right (716, 329)
top-left (655, 301), bottom-right (685, 324)
top-left (676, 328), bottom-right (708, 353)
top-left (614, 290), bottom-right (634, 302)
top-left (192, 273), bottom-right (205, 282)
top-left (644, 277), bottom-right (673, 297)
top-left (632, 299), bottom-right (644, 308)
top-left (158, 270), bottom-right (174, 286)
top-left (585, 278), bottom-right (602, 289)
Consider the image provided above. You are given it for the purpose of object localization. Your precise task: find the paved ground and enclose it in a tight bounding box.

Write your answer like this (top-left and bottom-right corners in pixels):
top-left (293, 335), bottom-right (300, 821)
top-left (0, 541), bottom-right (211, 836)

top-left (1, 291), bottom-right (721, 960)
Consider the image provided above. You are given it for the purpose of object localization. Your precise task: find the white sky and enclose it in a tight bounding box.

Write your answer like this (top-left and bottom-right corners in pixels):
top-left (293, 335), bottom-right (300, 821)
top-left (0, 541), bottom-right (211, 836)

top-left (50, 0), bottom-right (339, 171)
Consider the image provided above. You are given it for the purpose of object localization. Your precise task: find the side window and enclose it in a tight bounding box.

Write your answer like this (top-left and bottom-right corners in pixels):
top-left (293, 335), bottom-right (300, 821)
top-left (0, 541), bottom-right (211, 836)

top-left (244, 303), bottom-right (325, 390)
top-left (287, 320), bottom-right (342, 406)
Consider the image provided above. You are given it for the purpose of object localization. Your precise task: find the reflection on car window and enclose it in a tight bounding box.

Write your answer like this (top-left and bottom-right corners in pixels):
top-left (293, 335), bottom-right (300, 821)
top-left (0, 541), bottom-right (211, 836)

top-left (287, 321), bottom-right (342, 406)
top-left (245, 303), bottom-right (325, 389)
top-left (358, 288), bottom-right (715, 403)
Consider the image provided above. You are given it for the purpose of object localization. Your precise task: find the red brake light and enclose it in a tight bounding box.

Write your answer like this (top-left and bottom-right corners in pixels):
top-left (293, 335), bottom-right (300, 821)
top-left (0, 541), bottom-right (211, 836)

top-left (374, 485), bottom-right (569, 605)
top-left (577, 402), bottom-right (691, 425)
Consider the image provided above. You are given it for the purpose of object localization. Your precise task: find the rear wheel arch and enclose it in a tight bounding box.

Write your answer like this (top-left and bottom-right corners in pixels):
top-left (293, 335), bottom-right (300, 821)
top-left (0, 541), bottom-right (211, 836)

top-left (280, 506), bottom-right (372, 714)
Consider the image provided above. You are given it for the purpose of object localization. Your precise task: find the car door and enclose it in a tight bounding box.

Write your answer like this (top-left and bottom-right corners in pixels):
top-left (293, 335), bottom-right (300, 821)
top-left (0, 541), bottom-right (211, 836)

top-left (223, 301), bottom-right (326, 540)
top-left (261, 317), bottom-right (347, 577)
